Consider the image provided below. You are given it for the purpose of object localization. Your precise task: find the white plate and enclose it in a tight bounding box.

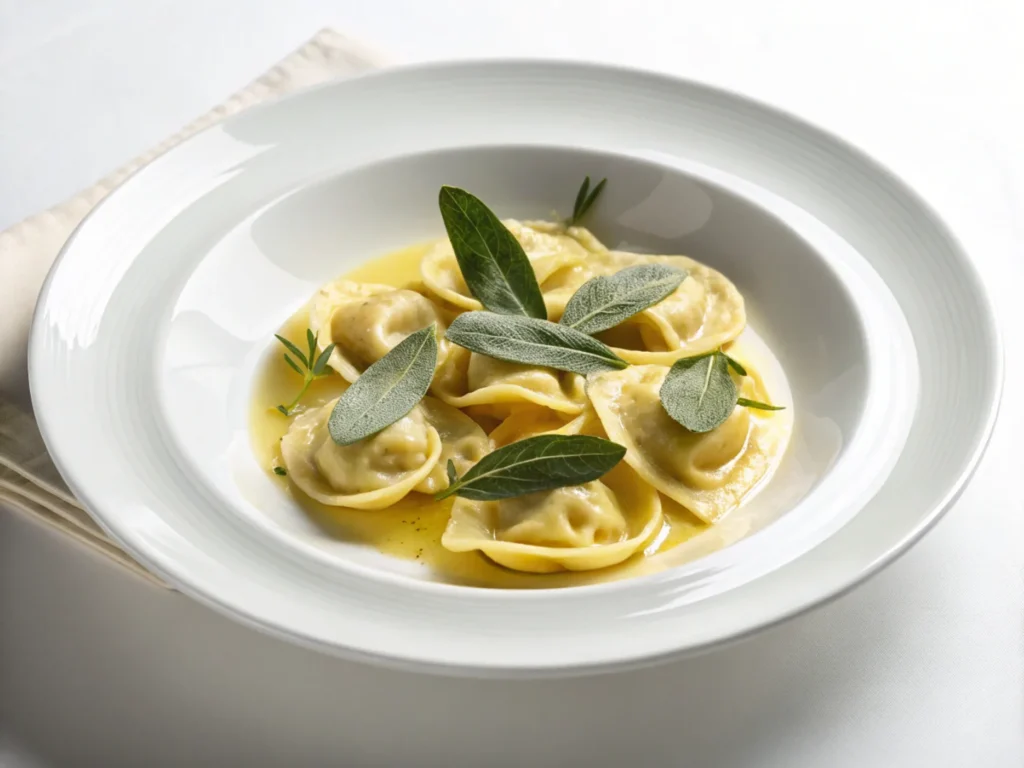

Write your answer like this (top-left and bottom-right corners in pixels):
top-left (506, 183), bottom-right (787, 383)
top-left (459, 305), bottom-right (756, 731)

top-left (30, 61), bottom-right (1001, 677)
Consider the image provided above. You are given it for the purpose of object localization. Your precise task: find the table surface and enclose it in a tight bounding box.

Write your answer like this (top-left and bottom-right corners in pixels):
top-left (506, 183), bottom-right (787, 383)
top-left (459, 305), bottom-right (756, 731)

top-left (1, 1), bottom-right (1022, 766)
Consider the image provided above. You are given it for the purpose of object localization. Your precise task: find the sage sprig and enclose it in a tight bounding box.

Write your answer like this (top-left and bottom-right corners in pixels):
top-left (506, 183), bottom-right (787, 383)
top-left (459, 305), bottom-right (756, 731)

top-left (445, 311), bottom-right (627, 375)
top-left (438, 186), bottom-right (547, 319)
top-left (327, 324), bottom-right (437, 445)
top-left (660, 350), bottom-right (785, 433)
top-left (435, 434), bottom-right (626, 501)
top-left (569, 176), bottom-right (607, 226)
top-left (559, 263), bottom-right (688, 335)
top-left (275, 329), bottom-right (336, 416)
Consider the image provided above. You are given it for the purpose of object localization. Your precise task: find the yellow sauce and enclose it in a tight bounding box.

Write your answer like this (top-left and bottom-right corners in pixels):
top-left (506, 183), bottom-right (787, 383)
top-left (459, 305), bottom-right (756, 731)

top-left (250, 243), bottom-right (721, 588)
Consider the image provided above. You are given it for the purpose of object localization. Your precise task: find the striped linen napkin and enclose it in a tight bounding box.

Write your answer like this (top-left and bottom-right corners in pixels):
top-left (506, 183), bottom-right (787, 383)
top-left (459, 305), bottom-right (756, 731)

top-left (0, 29), bottom-right (386, 585)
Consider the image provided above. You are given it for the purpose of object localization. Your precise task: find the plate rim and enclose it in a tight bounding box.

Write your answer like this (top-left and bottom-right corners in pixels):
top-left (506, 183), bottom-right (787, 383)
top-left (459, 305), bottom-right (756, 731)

top-left (28, 58), bottom-right (1004, 677)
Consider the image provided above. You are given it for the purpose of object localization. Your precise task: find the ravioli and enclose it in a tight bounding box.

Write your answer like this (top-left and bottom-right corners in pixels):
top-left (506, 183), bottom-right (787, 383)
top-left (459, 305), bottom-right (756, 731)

top-left (309, 280), bottom-right (451, 383)
top-left (544, 248), bottom-right (746, 361)
top-left (587, 363), bottom-right (787, 522)
top-left (281, 401), bottom-right (442, 509)
top-left (414, 397), bottom-right (492, 494)
top-left (420, 219), bottom-right (589, 315)
top-left (431, 346), bottom-right (587, 419)
top-left (254, 193), bottom-right (795, 587)
top-left (442, 462), bottom-right (663, 573)
top-left (603, 252), bottom-right (746, 363)
top-left (488, 407), bottom-right (572, 448)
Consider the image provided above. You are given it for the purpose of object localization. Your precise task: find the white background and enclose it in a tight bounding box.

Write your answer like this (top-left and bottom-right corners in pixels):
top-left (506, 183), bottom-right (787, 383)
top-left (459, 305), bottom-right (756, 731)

top-left (1, 1), bottom-right (1022, 765)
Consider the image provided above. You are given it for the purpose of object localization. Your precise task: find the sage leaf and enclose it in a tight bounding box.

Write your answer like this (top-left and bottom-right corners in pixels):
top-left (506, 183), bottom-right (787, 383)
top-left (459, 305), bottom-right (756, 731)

top-left (327, 324), bottom-right (437, 445)
top-left (559, 263), bottom-right (688, 334)
top-left (660, 352), bottom-right (737, 433)
top-left (435, 434), bottom-right (626, 501)
top-left (737, 397), bottom-right (785, 411)
top-left (445, 459), bottom-right (458, 486)
top-left (283, 354), bottom-right (304, 376)
top-left (445, 311), bottom-right (627, 375)
top-left (570, 176), bottom-right (607, 225)
top-left (438, 186), bottom-right (546, 319)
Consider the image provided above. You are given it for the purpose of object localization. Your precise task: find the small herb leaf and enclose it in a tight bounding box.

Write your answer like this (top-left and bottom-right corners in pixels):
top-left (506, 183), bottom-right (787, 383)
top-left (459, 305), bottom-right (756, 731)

top-left (306, 328), bottom-right (317, 367)
top-left (327, 325), bottom-right (438, 445)
top-left (660, 352), bottom-right (738, 433)
top-left (445, 459), bottom-right (458, 486)
top-left (275, 334), bottom-right (308, 368)
top-left (312, 344), bottom-right (335, 376)
top-left (434, 434), bottom-right (626, 501)
top-left (283, 354), bottom-right (304, 376)
top-left (445, 311), bottom-right (628, 375)
top-left (438, 186), bottom-right (547, 319)
top-left (559, 263), bottom-right (688, 334)
top-left (273, 466), bottom-right (288, 477)
top-left (570, 177), bottom-right (607, 225)
top-left (276, 405), bottom-right (290, 416)
top-left (737, 397), bottom-right (785, 411)
top-left (572, 177), bottom-right (591, 224)
top-left (723, 352), bottom-right (747, 377)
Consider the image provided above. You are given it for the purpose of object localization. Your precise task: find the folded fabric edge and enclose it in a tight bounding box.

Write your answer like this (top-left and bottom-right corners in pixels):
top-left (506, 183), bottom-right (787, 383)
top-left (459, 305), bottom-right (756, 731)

top-left (2, 491), bottom-right (169, 588)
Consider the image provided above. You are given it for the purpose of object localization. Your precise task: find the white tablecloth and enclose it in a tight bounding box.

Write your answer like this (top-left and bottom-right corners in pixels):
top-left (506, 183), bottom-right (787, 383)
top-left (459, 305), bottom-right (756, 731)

top-left (1, 1), bottom-right (1021, 765)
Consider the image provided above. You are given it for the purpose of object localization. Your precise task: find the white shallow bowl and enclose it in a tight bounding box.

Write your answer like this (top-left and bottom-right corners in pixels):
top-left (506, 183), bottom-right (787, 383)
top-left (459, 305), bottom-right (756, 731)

top-left (30, 61), bottom-right (1001, 677)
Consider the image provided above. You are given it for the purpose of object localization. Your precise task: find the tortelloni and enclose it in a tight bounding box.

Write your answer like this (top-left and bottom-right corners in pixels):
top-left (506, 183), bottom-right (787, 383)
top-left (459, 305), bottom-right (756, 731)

top-left (489, 402), bottom-right (606, 448)
top-left (280, 396), bottom-right (490, 509)
top-left (432, 345), bottom-right (587, 419)
top-left (281, 401), bottom-right (442, 509)
top-left (420, 219), bottom-right (591, 315)
top-left (545, 249), bottom-right (746, 362)
top-left (309, 279), bottom-right (451, 383)
top-left (414, 397), bottom-right (492, 495)
top-left (442, 463), bottom-right (663, 573)
top-left (587, 364), bottom-right (788, 523)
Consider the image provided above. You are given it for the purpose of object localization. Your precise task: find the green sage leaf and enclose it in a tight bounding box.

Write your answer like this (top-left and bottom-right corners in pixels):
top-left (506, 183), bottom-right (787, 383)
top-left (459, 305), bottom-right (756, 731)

top-left (660, 352), bottom-right (738, 433)
top-left (283, 354), bottom-right (304, 376)
top-left (445, 311), bottom-right (627, 375)
top-left (435, 434), bottom-right (626, 501)
top-left (559, 263), bottom-right (688, 334)
top-left (438, 186), bottom-right (546, 319)
top-left (327, 324), bottom-right (437, 446)
top-left (737, 397), bottom-right (785, 411)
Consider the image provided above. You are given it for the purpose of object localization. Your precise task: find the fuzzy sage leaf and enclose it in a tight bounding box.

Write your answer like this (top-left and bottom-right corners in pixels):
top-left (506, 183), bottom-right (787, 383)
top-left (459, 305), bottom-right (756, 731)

top-left (445, 311), bottom-right (627, 375)
top-left (559, 263), bottom-right (688, 334)
top-left (435, 434), bottom-right (626, 501)
top-left (659, 352), bottom-right (737, 433)
top-left (327, 324), bottom-right (437, 445)
top-left (661, 351), bottom-right (786, 432)
top-left (438, 186), bottom-right (546, 319)
top-left (570, 176), bottom-right (607, 225)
